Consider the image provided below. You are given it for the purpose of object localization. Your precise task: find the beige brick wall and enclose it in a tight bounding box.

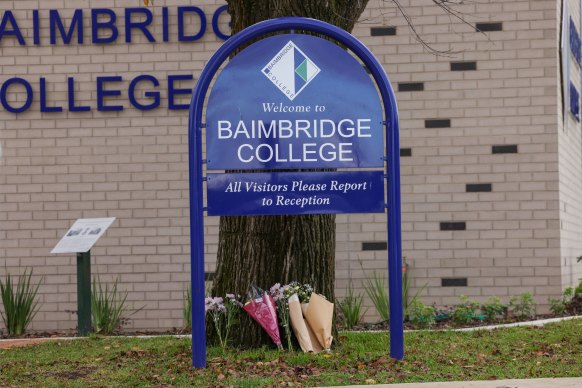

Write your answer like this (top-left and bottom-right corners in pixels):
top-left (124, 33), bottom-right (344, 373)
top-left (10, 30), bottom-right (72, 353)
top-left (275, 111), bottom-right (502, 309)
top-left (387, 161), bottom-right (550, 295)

top-left (346, 0), bottom-right (562, 320)
top-left (0, 0), bottom-right (573, 332)
top-left (558, 0), bottom-right (582, 290)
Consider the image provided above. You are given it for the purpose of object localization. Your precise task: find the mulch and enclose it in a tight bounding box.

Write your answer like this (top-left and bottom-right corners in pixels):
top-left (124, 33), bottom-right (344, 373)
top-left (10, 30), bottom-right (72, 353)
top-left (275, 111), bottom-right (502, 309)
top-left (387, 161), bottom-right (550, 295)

top-left (0, 338), bottom-right (57, 350)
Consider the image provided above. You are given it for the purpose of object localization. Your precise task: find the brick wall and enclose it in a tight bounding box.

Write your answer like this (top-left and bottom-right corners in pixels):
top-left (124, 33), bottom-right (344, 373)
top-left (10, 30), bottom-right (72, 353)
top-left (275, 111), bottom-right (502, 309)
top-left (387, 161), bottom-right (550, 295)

top-left (558, 0), bottom-right (582, 289)
top-left (0, 0), bottom-right (571, 332)
top-left (346, 0), bottom-right (562, 319)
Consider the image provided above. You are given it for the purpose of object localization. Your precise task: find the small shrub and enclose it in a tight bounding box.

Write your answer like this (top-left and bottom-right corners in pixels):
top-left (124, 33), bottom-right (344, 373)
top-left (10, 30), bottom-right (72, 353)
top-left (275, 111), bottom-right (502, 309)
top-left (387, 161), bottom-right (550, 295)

top-left (184, 285), bottom-right (192, 330)
top-left (509, 291), bottom-right (536, 320)
top-left (363, 271), bottom-right (389, 322)
top-left (407, 299), bottom-right (436, 328)
top-left (402, 258), bottom-right (427, 318)
top-left (549, 287), bottom-right (574, 317)
top-left (338, 284), bottom-right (366, 330)
top-left (575, 279), bottom-right (582, 295)
top-left (451, 295), bottom-right (480, 325)
top-left (0, 269), bottom-right (42, 336)
top-left (91, 277), bottom-right (129, 335)
top-left (481, 297), bottom-right (507, 321)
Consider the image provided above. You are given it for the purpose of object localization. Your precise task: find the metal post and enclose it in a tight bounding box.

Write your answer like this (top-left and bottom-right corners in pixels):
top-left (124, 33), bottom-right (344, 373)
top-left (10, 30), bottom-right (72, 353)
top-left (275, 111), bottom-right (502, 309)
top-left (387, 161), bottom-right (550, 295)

top-left (76, 250), bottom-right (92, 336)
top-left (188, 16), bottom-right (405, 367)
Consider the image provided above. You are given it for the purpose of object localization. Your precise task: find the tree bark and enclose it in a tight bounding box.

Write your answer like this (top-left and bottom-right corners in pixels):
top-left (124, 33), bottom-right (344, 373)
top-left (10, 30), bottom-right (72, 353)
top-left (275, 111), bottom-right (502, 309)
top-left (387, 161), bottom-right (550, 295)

top-left (212, 0), bottom-right (369, 348)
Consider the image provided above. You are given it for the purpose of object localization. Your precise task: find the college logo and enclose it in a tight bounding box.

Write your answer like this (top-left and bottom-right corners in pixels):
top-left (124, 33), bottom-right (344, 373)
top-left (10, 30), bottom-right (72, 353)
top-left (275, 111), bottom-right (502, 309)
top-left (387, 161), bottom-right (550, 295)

top-left (262, 41), bottom-right (320, 101)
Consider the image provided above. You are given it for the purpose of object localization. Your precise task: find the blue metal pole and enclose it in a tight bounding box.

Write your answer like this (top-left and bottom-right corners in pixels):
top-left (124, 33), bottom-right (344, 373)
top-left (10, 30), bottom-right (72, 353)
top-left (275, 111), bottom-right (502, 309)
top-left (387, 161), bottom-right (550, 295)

top-left (188, 90), bottom-right (206, 368)
top-left (187, 16), bottom-right (404, 367)
top-left (385, 91), bottom-right (404, 361)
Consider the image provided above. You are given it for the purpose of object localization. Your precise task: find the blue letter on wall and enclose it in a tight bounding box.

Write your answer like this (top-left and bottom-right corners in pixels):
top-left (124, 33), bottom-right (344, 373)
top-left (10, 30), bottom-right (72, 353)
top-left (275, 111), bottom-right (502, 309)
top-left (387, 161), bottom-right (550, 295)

top-left (97, 76), bottom-right (124, 111)
top-left (125, 8), bottom-right (155, 43)
top-left (50, 9), bottom-right (84, 44)
top-left (570, 82), bottom-right (580, 121)
top-left (212, 5), bottom-right (229, 41)
top-left (168, 74), bottom-right (193, 110)
top-left (91, 9), bottom-right (118, 44)
top-left (1, 78), bottom-right (33, 113)
top-left (0, 11), bottom-right (25, 45)
top-left (40, 78), bottom-right (63, 113)
top-left (129, 75), bottom-right (160, 110)
top-left (68, 77), bottom-right (91, 112)
top-left (178, 7), bottom-right (206, 42)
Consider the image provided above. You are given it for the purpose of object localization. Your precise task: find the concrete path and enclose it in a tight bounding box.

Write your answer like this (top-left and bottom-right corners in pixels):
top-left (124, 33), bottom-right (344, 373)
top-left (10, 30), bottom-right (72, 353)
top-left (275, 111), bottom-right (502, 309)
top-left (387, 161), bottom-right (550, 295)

top-left (334, 377), bottom-right (582, 388)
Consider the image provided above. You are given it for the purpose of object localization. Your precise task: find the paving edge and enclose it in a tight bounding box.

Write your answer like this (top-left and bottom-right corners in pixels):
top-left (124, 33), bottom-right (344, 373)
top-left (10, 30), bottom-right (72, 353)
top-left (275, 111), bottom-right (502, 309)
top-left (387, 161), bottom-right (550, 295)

top-left (341, 315), bottom-right (582, 334)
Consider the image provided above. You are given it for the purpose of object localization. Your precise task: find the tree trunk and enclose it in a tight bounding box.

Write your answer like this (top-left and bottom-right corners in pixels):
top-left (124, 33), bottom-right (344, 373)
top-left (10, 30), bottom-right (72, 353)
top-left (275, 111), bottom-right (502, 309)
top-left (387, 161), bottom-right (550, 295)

top-left (212, 0), bottom-right (369, 348)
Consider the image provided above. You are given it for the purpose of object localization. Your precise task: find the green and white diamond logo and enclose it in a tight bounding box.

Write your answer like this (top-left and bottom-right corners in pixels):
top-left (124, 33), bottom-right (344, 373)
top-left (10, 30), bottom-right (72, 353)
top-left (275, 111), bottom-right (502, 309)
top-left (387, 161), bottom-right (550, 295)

top-left (262, 41), bottom-right (320, 101)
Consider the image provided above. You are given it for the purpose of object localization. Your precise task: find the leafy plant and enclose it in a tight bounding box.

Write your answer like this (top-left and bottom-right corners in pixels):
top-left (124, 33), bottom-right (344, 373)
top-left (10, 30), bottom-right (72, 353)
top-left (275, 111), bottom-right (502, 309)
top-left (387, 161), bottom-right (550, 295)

top-left (0, 269), bottom-right (42, 336)
top-left (481, 296), bottom-right (507, 321)
top-left (337, 284), bottom-right (367, 330)
top-left (509, 291), bottom-right (536, 320)
top-left (184, 285), bottom-right (192, 330)
top-left (402, 258), bottom-right (427, 318)
top-left (451, 295), bottom-right (480, 325)
top-left (363, 271), bottom-right (389, 322)
top-left (549, 287), bottom-right (574, 317)
top-left (575, 279), bottom-right (582, 295)
top-left (91, 277), bottom-right (130, 335)
top-left (407, 299), bottom-right (436, 328)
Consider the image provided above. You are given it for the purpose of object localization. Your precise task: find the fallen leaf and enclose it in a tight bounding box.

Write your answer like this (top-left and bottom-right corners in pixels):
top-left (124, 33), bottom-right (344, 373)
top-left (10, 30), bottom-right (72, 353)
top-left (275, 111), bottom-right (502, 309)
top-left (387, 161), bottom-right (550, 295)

top-left (365, 379), bottom-right (376, 384)
top-left (217, 373), bottom-right (225, 380)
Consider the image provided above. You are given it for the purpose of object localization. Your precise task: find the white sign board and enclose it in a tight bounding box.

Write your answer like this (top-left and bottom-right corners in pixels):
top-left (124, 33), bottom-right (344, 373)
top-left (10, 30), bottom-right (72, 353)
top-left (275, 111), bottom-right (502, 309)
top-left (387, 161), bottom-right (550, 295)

top-left (51, 217), bottom-right (116, 254)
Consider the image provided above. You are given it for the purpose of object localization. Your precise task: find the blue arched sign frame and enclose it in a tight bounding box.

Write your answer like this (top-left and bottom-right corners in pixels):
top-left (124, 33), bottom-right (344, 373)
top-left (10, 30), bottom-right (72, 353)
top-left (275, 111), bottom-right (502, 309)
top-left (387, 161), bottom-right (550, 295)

top-left (188, 17), bottom-right (403, 368)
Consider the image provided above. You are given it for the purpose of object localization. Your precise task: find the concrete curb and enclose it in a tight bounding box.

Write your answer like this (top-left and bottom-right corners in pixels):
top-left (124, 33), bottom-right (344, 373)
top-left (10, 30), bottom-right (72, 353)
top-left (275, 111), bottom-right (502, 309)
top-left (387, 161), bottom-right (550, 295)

top-left (340, 315), bottom-right (582, 334)
top-left (331, 377), bottom-right (582, 388)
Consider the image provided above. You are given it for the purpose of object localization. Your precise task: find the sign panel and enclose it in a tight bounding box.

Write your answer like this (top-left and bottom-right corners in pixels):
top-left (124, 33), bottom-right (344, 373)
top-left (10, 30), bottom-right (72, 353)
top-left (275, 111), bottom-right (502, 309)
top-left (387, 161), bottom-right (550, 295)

top-left (51, 217), bottom-right (116, 254)
top-left (206, 34), bottom-right (384, 170)
top-left (207, 171), bottom-right (384, 216)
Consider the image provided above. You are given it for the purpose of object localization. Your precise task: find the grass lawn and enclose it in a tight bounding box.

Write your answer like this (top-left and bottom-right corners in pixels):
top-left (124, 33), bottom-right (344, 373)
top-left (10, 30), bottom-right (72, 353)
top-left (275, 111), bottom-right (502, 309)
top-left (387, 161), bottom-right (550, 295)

top-left (1, 319), bottom-right (581, 387)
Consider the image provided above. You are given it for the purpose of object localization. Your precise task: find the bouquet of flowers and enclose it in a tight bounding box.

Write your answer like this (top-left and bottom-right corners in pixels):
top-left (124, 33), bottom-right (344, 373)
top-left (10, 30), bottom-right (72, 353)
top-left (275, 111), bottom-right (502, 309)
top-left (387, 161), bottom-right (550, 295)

top-left (283, 282), bottom-right (334, 352)
top-left (269, 283), bottom-right (293, 351)
top-left (205, 294), bottom-right (242, 348)
top-left (283, 281), bottom-right (314, 303)
top-left (243, 285), bottom-right (283, 350)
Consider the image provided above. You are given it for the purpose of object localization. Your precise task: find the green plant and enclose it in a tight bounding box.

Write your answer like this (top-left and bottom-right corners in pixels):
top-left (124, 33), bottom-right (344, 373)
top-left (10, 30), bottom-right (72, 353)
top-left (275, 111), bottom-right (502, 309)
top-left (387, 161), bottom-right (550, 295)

top-left (363, 271), bottom-right (389, 322)
top-left (407, 299), bottom-right (436, 328)
top-left (481, 296), bottom-right (507, 321)
top-left (337, 284), bottom-right (366, 330)
top-left (509, 291), bottom-right (536, 320)
top-left (402, 258), bottom-right (427, 318)
top-left (575, 279), bottom-right (582, 295)
top-left (91, 277), bottom-right (130, 335)
top-left (549, 287), bottom-right (574, 317)
top-left (451, 295), bottom-right (480, 325)
top-left (184, 285), bottom-right (192, 330)
top-left (0, 269), bottom-right (42, 336)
